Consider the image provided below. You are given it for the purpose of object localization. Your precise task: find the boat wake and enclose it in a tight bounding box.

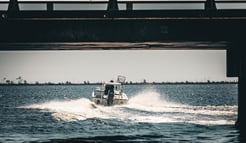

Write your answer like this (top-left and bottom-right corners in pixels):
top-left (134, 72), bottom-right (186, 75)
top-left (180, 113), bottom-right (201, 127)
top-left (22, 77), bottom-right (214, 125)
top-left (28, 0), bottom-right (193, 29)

top-left (21, 98), bottom-right (107, 122)
top-left (21, 90), bottom-right (237, 125)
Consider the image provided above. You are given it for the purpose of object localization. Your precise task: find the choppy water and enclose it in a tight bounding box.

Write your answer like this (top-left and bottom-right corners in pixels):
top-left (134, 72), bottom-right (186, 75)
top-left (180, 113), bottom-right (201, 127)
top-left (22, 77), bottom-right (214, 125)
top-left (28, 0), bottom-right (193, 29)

top-left (0, 84), bottom-right (240, 142)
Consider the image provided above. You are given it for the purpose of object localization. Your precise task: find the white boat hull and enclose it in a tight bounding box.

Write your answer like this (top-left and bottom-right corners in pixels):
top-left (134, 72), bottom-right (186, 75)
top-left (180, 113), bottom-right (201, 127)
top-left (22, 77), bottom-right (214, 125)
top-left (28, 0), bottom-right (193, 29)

top-left (92, 97), bottom-right (128, 106)
top-left (92, 91), bottom-right (128, 106)
top-left (91, 78), bottom-right (128, 106)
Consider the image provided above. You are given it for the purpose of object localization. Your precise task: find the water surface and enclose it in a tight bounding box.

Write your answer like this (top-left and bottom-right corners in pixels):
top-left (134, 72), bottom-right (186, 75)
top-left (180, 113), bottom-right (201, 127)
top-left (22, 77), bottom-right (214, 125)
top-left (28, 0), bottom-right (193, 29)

top-left (0, 84), bottom-right (239, 142)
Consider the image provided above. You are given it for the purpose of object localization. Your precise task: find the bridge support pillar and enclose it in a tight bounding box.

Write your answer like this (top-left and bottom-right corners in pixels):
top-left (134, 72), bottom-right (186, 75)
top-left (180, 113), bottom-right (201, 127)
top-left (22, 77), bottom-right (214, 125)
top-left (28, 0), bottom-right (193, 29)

top-left (227, 41), bottom-right (246, 134)
top-left (8, 0), bottom-right (19, 12)
top-left (237, 48), bottom-right (246, 134)
top-left (107, 0), bottom-right (119, 11)
top-left (126, 2), bottom-right (133, 11)
top-left (205, 0), bottom-right (216, 11)
top-left (47, 2), bottom-right (54, 11)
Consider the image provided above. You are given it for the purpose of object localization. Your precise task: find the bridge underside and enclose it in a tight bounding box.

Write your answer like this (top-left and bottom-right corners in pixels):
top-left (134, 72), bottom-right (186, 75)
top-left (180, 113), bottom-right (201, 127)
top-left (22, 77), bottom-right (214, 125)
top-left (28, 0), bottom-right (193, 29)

top-left (0, 41), bottom-right (229, 50)
top-left (1, 9), bottom-right (246, 132)
top-left (0, 10), bottom-right (245, 76)
top-left (1, 10), bottom-right (246, 43)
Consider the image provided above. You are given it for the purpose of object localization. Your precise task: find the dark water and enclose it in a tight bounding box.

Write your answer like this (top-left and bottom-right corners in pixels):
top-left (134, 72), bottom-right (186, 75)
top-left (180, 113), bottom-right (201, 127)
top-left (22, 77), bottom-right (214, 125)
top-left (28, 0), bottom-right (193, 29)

top-left (0, 84), bottom-right (240, 143)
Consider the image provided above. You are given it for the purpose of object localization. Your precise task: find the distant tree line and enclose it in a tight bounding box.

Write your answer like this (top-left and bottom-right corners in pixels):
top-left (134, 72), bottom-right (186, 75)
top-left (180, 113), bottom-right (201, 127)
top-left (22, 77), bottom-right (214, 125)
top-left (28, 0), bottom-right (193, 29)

top-left (0, 77), bottom-right (238, 85)
top-left (123, 80), bottom-right (238, 85)
top-left (1, 76), bottom-right (28, 85)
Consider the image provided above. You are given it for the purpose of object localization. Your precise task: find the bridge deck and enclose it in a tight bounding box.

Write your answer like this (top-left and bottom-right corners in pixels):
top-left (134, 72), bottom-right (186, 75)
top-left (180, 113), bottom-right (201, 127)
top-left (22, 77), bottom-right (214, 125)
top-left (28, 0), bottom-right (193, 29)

top-left (2, 9), bottom-right (246, 18)
top-left (0, 41), bottom-right (229, 50)
top-left (1, 10), bottom-right (246, 50)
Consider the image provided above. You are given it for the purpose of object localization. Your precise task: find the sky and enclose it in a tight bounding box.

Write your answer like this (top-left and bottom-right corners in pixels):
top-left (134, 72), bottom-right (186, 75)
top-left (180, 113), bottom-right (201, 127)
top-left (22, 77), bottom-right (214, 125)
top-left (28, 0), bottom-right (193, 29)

top-left (0, 50), bottom-right (238, 83)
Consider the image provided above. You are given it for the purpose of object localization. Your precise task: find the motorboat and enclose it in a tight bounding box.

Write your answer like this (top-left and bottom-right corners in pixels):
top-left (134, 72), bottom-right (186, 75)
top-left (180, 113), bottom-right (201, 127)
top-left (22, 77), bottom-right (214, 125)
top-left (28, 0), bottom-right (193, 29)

top-left (91, 76), bottom-right (128, 106)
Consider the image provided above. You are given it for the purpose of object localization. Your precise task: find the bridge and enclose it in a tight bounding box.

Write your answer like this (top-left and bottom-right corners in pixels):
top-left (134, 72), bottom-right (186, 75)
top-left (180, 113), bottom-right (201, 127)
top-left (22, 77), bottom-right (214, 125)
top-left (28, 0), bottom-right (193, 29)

top-left (0, 0), bottom-right (246, 132)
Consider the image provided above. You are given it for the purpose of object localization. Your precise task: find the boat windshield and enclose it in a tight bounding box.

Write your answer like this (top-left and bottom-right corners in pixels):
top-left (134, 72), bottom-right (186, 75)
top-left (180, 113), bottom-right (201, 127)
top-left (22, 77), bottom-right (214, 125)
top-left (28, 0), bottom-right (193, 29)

top-left (115, 84), bottom-right (121, 91)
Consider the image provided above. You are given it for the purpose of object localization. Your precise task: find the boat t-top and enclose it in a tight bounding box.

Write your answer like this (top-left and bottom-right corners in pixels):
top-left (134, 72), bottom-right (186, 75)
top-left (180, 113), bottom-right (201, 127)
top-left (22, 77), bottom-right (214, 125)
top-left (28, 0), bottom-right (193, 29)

top-left (92, 76), bottom-right (128, 106)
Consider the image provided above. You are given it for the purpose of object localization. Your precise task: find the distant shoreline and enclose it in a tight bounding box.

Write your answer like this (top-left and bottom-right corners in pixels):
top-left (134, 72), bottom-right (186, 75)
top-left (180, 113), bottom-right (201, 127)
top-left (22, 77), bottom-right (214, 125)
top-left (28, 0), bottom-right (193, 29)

top-left (0, 81), bottom-right (238, 86)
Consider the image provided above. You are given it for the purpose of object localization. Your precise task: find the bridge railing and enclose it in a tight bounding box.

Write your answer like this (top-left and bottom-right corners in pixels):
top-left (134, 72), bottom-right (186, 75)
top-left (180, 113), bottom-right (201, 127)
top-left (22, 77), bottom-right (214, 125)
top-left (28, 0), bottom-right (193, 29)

top-left (0, 0), bottom-right (246, 11)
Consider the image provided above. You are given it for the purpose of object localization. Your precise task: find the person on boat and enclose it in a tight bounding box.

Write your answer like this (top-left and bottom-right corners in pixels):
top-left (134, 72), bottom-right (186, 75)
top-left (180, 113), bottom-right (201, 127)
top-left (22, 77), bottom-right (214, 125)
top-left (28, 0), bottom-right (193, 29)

top-left (104, 80), bottom-right (114, 106)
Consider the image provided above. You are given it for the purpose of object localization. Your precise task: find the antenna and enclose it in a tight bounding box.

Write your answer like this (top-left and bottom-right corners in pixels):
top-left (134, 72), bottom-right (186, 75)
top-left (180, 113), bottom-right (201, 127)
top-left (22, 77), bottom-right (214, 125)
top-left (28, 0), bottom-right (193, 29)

top-left (117, 75), bottom-right (126, 83)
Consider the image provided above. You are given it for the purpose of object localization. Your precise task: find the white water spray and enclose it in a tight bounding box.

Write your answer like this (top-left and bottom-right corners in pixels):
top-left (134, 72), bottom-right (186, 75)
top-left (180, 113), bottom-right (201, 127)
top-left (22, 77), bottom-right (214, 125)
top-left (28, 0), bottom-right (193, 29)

top-left (21, 90), bottom-right (237, 125)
